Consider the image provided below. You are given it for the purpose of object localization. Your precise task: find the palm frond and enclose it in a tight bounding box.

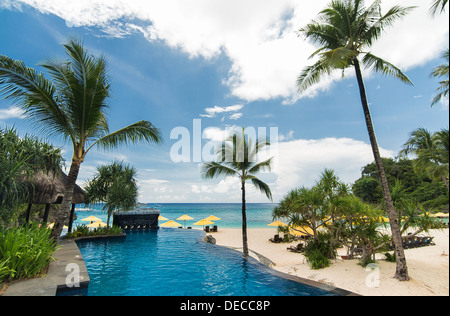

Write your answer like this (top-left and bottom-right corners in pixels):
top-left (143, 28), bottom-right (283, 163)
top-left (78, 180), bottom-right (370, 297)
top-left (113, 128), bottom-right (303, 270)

top-left (322, 47), bottom-right (357, 69)
top-left (297, 57), bottom-right (333, 92)
top-left (430, 0), bottom-right (449, 16)
top-left (249, 176), bottom-right (273, 201)
top-left (0, 55), bottom-right (74, 142)
top-left (362, 53), bottom-right (413, 85)
top-left (201, 162), bottom-right (238, 179)
top-left (247, 158), bottom-right (273, 175)
top-left (86, 120), bottom-right (162, 153)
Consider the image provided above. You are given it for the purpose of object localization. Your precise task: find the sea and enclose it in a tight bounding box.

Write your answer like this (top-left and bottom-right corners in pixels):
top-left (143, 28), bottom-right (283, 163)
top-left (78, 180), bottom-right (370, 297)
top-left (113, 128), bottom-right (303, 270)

top-left (73, 203), bottom-right (278, 229)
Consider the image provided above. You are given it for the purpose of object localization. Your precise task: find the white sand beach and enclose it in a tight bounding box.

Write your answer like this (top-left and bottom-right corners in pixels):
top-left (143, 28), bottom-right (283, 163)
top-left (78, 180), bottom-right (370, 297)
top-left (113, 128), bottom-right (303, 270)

top-left (213, 227), bottom-right (449, 296)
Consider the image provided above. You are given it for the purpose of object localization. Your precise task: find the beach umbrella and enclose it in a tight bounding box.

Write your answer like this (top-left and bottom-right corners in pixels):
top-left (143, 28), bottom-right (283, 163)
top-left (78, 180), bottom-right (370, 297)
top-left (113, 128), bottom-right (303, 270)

top-left (268, 220), bottom-right (287, 227)
top-left (375, 216), bottom-right (390, 223)
top-left (289, 225), bottom-right (314, 237)
top-left (160, 220), bottom-right (182, 228)
top-left (158, 215), bottom-right (168, 221)
top-left (177, 215), bottom-right (194, 228)
top-left (87, 221), bottom-right (107, 228)
top-left (193, 219), bottom-right (214, 230)
top-left (47, 222), bottom-right (68, 229)
top-left (431, 212), bottom-right (449, 218)
top-left (205, 215), bottom-right (221, 221)
top-left (81, 215), bottom-right (102, 224)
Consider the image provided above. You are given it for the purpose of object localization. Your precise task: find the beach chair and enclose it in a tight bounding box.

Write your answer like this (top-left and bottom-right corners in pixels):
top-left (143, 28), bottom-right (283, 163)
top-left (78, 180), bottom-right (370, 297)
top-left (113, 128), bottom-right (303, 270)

top-left (287, 243), bottom-right (304, 253)
top-left (211, 226), bottom-right (218, 232)
top-left (269, 234), bottom-right (282, 243)
top-left (205, 226), bottom-right (210, 232)
top-left (425, 237), bottom-right (435, 246)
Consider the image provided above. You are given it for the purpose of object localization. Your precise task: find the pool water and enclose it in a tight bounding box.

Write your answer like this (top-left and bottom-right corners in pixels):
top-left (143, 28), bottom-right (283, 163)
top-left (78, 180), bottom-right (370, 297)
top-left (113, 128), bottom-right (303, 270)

top-left (76, 229), bottom-right (336, 296)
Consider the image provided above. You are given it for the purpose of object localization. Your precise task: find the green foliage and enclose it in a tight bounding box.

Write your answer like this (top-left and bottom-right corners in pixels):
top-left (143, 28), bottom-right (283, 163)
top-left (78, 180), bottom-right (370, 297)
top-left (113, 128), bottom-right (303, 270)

top-left (85, 161), bottom-right (139, 226)
top-left (0, 224), bottom-right (58, 282)
top-left (353, 158), bottom-right (449, 210)
top-left (297, 0), bottom-right (414, 92)
top-left (384, 252), bottom-right (397, 263)
top-left (0, 127), bottom-right (64, 225)
top-left (303, 233), bottom-right (334, 269)
top-left (66, 224), bottom-right (123, 239)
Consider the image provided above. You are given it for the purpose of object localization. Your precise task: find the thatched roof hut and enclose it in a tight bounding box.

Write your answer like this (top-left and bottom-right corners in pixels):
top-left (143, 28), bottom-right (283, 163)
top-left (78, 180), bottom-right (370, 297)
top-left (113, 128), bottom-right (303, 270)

top-left (24, 170), bottom-right (85, 230)
top-left (27, 170), bottom-right (85, 205)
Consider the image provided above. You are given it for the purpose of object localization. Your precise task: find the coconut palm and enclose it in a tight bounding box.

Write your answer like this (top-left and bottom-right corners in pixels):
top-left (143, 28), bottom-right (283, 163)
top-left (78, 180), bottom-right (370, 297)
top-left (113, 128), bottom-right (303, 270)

top-left (84, 161), bottom-right (138, 227)
top-left (431, 49), bottom-right (449, 107)
top-left (0, 38), bottom-right (162, 240)
top-left (400, 128), bottom-right (449, 189)
top-left (202, 128), bottom-right (273, 257)
top-left (297, 0), bottom-right (414, 281)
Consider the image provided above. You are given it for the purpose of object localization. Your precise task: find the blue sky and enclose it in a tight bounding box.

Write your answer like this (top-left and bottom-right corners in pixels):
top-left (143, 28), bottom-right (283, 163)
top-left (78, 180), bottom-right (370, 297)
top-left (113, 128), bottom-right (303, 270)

top-left (0, 0), bottom-right (448, 203)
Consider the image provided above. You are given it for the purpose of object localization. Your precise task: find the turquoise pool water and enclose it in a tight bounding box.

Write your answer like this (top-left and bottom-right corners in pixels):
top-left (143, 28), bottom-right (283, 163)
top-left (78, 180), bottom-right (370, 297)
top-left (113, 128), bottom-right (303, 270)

top-left (76, 229), bottom-right (336, 296)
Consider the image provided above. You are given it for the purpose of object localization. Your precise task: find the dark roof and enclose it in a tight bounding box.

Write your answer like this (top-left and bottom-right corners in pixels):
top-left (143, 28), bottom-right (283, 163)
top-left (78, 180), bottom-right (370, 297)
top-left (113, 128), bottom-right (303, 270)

top-left (26, 170), bottom-right (85, 204)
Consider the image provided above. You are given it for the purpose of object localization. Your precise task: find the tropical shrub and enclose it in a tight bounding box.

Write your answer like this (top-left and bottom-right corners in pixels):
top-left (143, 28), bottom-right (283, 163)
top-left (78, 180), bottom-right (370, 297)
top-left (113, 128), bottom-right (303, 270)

top-left (66, 224), bottom-right (123, 239)
top-left (303, 233), bottom-right (334, 270)
top-left (0, 224), bottom-right (58, 282)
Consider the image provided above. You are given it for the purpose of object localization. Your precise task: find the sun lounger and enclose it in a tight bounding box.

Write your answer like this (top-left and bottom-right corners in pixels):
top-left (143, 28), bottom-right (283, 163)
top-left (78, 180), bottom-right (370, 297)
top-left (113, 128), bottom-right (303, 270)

top-left (205, 226), bottom-right (210, 232)
top-left (269, 234), bottom-right (282, 243)
top-left (287, 243), bottom-right (304, 253)
top-left (211, 226), bottom-right (218, 232)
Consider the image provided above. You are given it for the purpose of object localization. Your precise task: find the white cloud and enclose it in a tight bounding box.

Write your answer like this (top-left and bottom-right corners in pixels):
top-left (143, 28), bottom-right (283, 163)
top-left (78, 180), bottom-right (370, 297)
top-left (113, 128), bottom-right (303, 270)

top-left (0, 106), bottom-right (25, 120)
top-left (200, 104), bottom-right (244, 119)
top-left (270, 137), bottom-right (395, 200)
top-left (140, 179), bottom-right (169, 185)
top-left (228, 113), bottom-right (243, 120)
top-left (7, 0), bottom-right (447, 103)
top-left (202, 126), bottom-right (238, 142)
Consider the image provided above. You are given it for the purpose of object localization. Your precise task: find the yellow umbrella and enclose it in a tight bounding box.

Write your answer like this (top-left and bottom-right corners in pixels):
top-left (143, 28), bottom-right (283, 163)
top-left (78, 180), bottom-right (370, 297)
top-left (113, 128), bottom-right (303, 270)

top-left (81, 215), bottom-right (102, 223)
top-left (375, 216), bottom-right (390, 223)
top-left (204, 215), bottom-right (221, 221)
top-left (177, 215), bottom-right (194, 228)
top-left (289, 226), bottom-right (314, 237)
top-left (158, 215), bottom-right (169, 221)
top-left (87, 221), bottom-right (107, 228)
top-left (431, 212), bottom-right (449, 218)
top-left (160, 220), bottom-right (182, 228)
top-left (193, 219), bottom-right (214, 230)
top-left (47, 222), bottom-right (68, 229)
top-left (268, 220), bottom-right (287, 227)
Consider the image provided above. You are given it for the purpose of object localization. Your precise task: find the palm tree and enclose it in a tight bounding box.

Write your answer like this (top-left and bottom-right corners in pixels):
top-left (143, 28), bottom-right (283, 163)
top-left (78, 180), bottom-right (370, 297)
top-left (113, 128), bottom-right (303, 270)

top-left (85, 161), bottom-right (138, 228)
top-left (0, 38), bottom-right (162, 240)
top-left (400, 128), bottom-right (449, 189)
top-left (431, 49), bottom-right (449, 107)
top-left (297, 0), bottom-right (414, 281)
top-left (202, 128), bottom-right (273, 257)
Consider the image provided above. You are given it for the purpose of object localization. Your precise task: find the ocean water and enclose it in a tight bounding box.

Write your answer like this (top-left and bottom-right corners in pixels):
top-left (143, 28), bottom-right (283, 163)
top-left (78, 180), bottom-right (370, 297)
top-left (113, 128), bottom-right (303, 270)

top-left (73, 203), bottom-right (278, 229)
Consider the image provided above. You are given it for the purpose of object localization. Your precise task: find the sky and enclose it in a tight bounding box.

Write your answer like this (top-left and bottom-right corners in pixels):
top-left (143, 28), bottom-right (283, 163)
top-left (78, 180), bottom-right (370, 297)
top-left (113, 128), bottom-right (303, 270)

top-left (0, 0), bottom-right (449, 204)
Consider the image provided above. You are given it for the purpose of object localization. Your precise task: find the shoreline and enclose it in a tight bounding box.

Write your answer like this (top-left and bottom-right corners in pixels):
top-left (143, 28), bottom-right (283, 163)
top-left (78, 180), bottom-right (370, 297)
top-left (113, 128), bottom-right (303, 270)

top-left (212, 227), bottom-right (449, 296)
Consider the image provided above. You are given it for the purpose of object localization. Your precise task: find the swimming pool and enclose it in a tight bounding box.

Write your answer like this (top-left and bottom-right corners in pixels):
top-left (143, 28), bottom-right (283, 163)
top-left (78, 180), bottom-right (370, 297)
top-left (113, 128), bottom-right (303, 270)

top-left (76, 229), bottom-right (337, 296)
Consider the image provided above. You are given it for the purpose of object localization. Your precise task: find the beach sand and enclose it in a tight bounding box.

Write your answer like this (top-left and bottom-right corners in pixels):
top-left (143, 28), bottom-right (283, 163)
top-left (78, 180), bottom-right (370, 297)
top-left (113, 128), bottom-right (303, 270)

top-left (213, 227), bottom-right (449, 296)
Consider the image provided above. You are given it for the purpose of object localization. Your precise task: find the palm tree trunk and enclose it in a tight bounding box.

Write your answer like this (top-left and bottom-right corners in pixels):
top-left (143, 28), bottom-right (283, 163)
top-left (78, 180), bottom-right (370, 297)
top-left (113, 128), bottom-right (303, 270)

top-left (50, 159), bottom-right (81, 241)
top-left (354, 58), bottom-right (409, 281)
top-left (241, 180), bottom-right (249, 257)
